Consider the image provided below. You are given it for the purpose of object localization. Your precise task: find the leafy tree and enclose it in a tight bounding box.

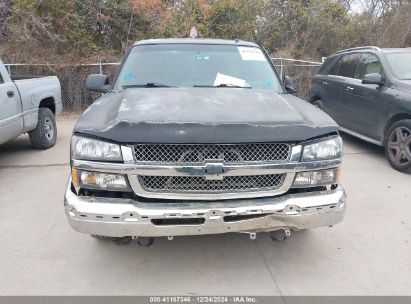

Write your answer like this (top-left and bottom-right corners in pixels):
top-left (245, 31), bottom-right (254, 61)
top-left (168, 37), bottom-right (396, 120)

top-left (1, 0), bottom-right (410, 63)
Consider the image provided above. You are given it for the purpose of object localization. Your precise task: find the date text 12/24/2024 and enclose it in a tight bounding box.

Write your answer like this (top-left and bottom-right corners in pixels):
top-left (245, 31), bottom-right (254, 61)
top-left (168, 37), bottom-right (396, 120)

top-left (149, 297), bottom-right (257, 303)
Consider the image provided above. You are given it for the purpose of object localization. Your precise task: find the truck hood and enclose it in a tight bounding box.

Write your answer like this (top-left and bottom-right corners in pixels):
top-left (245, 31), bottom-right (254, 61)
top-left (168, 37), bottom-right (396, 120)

top-left (74, 88), bottom-right (339, 143)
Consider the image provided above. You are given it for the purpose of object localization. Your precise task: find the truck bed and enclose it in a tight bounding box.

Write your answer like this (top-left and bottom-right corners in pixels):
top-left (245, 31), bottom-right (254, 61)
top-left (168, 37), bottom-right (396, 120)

top-left (13, 76), bottom-right (63, 132)
top-left (10, 75), bottom-right (46, 81)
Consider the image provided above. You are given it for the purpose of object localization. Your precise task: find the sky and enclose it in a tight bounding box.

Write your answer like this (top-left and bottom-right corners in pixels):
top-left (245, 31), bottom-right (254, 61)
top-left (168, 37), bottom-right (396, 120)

top-left (349, 0), bottom-right (368, 13)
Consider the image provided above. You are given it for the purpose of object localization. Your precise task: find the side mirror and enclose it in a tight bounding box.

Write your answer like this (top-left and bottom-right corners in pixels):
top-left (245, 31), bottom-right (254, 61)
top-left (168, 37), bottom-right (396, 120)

top-left (362, 73), bottom-right (384, 86)
top-left (85, 74), bottom-right (110, 93)
top-left (284, 75), bottom-right (297, 93)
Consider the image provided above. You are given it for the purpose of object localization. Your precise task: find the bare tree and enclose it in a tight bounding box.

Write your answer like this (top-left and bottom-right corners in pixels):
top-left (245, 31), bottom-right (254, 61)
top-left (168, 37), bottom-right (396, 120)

top-left (0, 0), bottom-right (12, 41)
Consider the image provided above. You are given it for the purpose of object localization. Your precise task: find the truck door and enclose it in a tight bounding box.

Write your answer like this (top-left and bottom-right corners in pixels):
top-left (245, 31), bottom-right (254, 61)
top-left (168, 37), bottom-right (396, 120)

top-left (0, 64), bottom-right (23, 144)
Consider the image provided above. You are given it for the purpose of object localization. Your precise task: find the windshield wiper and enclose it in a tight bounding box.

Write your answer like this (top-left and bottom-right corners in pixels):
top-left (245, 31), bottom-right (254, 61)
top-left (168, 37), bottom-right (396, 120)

top-left (122, 83), bottom-right (175, 89)
top-left (194, 83), bottom-right (252, 89)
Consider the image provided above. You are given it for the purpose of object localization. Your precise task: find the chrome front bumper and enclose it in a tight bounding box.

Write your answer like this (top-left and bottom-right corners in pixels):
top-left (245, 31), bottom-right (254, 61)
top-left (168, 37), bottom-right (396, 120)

top-left (64, 179), bottom-right (347, 238)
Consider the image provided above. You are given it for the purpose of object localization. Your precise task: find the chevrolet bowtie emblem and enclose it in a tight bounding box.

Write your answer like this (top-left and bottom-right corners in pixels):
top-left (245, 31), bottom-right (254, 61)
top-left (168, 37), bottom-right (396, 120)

top-left (204, 162), bottom-right (225, 180)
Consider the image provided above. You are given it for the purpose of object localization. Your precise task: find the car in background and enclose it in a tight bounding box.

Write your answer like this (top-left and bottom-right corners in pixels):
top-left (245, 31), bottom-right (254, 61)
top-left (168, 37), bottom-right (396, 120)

top-left (308, 46), bottom-right (411, 173)
top-left (0, 58), bottom-right (62, 148)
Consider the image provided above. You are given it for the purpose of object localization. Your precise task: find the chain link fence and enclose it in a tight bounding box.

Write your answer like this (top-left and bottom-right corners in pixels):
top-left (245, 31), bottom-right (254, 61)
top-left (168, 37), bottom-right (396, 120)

top-left (5, 58), bottom-right (322, 113)
top-left (5, 63), bottom-right (120, 113)
top-left (272, 58), bottom-right (322, 99)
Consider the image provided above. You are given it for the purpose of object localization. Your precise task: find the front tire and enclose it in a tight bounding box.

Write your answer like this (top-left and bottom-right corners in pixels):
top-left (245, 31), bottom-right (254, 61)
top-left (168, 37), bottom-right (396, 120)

top-left (29, 108), bottom-right (57, 149)
top-left (385, 119), bottom-right (411, 173)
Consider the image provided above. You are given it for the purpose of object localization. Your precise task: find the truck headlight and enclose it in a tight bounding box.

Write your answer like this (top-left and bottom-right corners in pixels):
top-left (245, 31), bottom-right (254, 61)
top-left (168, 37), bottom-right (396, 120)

top-left (293, 168), bottom-right (339, 188)
top-left (71, 135), bottom-right (122, 161)
top-left (302, 136), bottom-right (342, 161)
top-left (72, 169), bottom-right (130, 191)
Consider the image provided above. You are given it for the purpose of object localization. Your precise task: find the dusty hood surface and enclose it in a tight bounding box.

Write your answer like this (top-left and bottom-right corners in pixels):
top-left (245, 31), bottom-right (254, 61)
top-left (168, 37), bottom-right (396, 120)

top-left (74, 88), bottom-right (339, 143)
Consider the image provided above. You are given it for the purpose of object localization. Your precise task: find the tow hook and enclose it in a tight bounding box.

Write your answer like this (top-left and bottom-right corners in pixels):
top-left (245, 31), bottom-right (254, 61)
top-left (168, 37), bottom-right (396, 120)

top-left (249, 233), bottom-right (257, 240)
top-left (270, 229), bottom-right (291, 243)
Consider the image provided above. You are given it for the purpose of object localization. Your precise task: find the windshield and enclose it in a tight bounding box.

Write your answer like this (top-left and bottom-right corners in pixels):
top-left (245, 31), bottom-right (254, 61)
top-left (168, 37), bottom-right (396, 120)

top-left (114, 44), bottom-right (283, 92)
top-left (385, 52), bottom-right (411, 80)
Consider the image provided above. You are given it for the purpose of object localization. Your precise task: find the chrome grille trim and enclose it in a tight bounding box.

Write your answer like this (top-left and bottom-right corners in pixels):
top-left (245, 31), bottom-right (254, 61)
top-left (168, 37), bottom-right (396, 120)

top-left (71, 157), bottom-right (343, 176)
top-left (139, 174), bottom-right (286, 194)
top-left (71, 137), bottom-right (342, 200)
top-left (133, 143), bottom-right (291, 165)
top-left (71, 155), bottom-right (342, 201)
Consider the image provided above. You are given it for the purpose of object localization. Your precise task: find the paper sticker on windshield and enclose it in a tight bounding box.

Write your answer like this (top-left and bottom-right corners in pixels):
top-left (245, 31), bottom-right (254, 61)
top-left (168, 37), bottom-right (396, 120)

top-left (238, 47), bottom-right (266, 61)
top-left (214, 73), bottom-right (246, 87)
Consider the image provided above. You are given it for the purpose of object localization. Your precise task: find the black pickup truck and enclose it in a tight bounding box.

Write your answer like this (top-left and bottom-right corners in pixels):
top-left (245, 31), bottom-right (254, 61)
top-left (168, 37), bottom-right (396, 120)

top-left (64, 38), bottom-right (346, 246)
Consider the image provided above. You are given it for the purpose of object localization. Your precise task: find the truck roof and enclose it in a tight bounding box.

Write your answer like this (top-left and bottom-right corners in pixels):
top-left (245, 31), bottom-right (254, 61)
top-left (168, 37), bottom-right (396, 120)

top-left (132, 38), bottom-right (259, 47)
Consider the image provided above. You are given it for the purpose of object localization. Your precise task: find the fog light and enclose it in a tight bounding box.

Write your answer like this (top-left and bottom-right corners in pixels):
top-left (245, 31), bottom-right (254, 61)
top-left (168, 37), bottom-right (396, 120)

top-left (293, 169), bottom-right (337, 187)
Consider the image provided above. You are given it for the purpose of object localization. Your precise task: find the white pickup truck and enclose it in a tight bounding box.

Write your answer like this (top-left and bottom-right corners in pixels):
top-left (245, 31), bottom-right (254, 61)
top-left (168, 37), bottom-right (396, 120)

top-left (0, 59), bottom-right (62, 148)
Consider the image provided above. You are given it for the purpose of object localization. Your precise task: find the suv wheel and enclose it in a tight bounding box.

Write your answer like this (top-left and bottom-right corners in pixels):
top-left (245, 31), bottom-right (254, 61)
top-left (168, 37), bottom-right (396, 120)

top-left (385, 120), bottom-right (411, 173)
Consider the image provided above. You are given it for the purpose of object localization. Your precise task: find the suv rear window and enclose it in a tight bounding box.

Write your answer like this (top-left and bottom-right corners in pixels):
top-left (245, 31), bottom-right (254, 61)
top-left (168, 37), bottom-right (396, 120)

top-left (319, 56), bottom-right (341, 75)
top-left (337, 54), bottom-right (360, 78)
top-left (328, 58), bottom-right (341, 75)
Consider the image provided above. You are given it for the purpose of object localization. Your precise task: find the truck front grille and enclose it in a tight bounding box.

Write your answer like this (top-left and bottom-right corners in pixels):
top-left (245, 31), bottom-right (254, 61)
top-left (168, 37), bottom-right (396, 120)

top-left (138, 174), bottom-right (285, 194)
top-left (133, 143), bottom-right (291, 164)
top-left (129, 143), bottom-right (293, 200)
